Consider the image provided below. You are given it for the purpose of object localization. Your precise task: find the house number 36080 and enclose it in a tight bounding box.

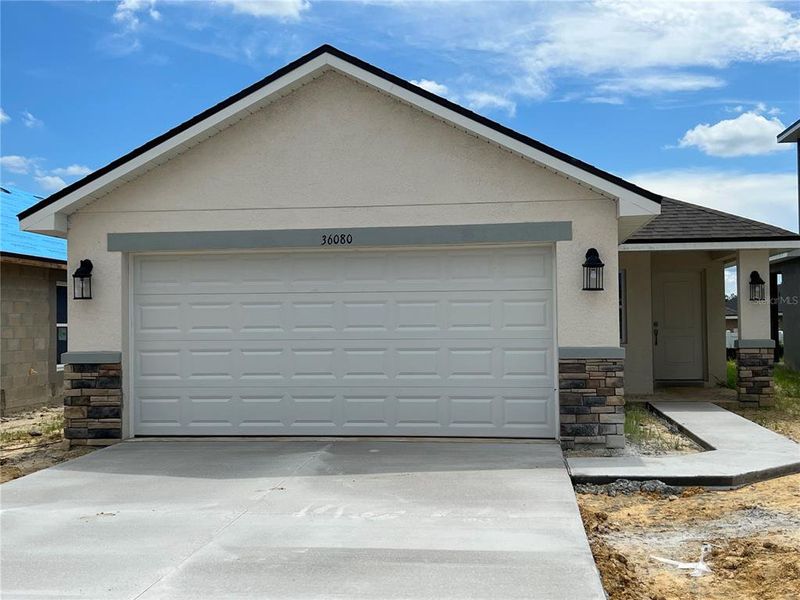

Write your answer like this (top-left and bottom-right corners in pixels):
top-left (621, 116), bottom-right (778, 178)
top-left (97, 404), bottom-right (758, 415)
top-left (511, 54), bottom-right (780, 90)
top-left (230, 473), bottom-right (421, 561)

top-left (320, 233), bottom-right (353, 246)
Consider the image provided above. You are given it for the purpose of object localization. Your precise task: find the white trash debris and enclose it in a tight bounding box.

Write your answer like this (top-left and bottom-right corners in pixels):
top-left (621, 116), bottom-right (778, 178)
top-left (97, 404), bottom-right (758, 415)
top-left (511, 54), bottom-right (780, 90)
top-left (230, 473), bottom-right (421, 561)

top-left (651, 543), bottom-right (716, 577)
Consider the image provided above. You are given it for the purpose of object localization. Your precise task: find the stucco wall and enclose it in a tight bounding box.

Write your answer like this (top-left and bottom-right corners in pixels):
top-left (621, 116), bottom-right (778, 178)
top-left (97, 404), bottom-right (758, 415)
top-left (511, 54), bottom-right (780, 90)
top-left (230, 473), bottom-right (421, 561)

top-left (0, 261), bottom-right (66, 414)
top-left (621, 250), bottom-right (726, 393)
top-left (620, 252), bottom-right (653, 394)
top-left (737, 249), bottom-right (771, 340)
top-left (66, 70), bottom-right (620, 352)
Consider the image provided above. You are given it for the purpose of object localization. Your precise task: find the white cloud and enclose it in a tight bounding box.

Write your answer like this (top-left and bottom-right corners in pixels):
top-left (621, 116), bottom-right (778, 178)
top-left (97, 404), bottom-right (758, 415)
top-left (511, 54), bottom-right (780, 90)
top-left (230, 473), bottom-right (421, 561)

top-left (628, 169), bottom-right (797, 232)
top-left (214, 0), bottom-right (310, 21)
top-left (678, 110), bottom-right (790, 157)
top-left (34, 175), bottom-right (67, 193)
top-left (522, 1), bottom-right (800, 83)
top-left (376, 0), bottom-right (800, 102)
top-left (595, 74), bottom-right (725, 96)
top-left (0, 155), bottom-right (39, 174)
top-left (114, 0), bottom-right (161, 31)
top-left (0, 108), bottom-right (9, 124)
top-left (410, 79), bottom-right (450, 97)
top-left (0, 155), bottom-right (92, 192)
top-left (21, 110), bottom-right (43, 129)
top-left (465, 91), bottom-right (516, 117)
top-left (51, 164), bottom-right (93, 177)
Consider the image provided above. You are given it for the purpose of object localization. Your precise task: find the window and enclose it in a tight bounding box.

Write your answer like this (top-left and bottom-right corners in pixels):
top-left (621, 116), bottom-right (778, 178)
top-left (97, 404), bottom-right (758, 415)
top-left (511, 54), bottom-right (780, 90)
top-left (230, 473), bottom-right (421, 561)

top-left (619, 269), bottom-right (628, 345)
top-left (56, 281), bottom-right (68, 368)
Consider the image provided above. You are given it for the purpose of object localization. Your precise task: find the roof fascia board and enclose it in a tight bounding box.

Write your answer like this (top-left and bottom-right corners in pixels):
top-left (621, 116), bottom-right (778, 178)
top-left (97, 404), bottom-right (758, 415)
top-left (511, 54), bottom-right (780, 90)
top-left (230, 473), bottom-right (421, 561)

top-left (327, 55), bottom-right (660, 217)
top-left (20, 55), bottom-right (331, 234)
top-left (622, 240), bottom-right (800, 252)
top-left (777, 118), bottom-right (800, 143)
top-left (21, 49), bottom-right (660, 234)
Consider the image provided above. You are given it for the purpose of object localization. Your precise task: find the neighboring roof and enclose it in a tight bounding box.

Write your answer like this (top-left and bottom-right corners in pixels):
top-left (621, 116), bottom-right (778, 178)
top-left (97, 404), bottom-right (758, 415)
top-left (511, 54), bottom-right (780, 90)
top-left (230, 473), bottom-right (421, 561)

top-left (725, 298), bottom-right (737, 318)
top-left (1, 186), bottom-right (67, 263)
top-left (18, 44), bottom-right (662, 226)
top-left (777, 117), bottom-right (800, 143)
top-left (623, 197), bottom-right (800, 244)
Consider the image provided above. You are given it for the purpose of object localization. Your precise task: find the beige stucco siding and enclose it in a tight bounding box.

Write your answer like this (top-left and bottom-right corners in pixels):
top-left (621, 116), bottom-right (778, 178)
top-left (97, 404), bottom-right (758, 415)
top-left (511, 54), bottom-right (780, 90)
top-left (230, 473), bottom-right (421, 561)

top-left (66, 70), bottom-right (620, 352)
top-left (620, 252), bottom-right (653, 394)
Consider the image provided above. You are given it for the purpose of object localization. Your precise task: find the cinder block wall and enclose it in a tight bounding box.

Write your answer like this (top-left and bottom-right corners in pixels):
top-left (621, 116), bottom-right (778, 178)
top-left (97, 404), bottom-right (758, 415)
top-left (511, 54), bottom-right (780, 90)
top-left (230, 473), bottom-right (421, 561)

top-left (0, 261), bottom-right (66, 415)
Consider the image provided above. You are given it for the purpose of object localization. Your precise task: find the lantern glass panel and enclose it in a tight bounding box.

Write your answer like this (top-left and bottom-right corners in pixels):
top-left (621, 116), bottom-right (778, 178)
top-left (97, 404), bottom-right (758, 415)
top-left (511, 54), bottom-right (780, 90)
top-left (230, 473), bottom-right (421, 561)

top-left (73, 275), bottom-right (92, 300)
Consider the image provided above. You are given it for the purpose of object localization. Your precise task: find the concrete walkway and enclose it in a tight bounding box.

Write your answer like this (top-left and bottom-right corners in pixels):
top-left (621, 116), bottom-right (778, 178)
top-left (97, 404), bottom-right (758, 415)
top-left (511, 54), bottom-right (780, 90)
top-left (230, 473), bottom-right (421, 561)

top-left (569, 402), bottom-right (800, 487)
top-left (1, 440), bottom-right (605, 600)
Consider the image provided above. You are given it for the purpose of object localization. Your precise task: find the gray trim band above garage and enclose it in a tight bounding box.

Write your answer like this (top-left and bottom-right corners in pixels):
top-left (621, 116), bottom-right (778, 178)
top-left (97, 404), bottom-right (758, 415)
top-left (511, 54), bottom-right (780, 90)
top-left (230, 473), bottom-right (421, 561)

top-left (559, 347), bottom-right (626, 359)
top-left (62, 351), bottom-right (122, 364)
top-left (107, 222), bottom-right (572, 252)
top-left (734, 339), bottom-right (777, 349)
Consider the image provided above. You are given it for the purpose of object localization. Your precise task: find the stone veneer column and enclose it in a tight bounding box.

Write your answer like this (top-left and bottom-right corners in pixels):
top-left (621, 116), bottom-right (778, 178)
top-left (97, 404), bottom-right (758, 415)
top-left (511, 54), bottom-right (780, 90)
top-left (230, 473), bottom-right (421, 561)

top-left (63, 362), bottom-right (122, 446)
top-left (559, 357), bottom-right (625, 449)
top-left (735, 343), bottom-right (775, 407)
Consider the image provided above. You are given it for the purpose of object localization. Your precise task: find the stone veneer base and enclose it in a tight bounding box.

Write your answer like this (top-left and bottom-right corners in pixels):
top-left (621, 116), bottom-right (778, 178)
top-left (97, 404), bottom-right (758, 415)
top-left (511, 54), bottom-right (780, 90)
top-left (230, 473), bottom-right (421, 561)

top-left (63, 363), bottom-right (122, 447)
top-left (736, 347), bottom-right (774, 407)
top-left (559, 358), bottom-right (625, 450)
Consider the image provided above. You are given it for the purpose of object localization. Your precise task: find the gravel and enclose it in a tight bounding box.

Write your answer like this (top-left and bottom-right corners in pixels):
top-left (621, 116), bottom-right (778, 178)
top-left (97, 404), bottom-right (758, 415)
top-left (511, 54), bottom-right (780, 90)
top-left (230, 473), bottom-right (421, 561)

top-left (575, 478), bottom-right (684, 497)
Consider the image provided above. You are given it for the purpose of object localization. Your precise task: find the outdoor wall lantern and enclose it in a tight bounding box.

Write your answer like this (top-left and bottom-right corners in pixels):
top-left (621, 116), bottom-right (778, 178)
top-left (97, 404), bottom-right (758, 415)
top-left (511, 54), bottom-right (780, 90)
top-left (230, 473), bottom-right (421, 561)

top-left (582, 248), bottom-right (605, 291)
top-left (72, 259), bottom-right (93, 300)
top-left (749, 270), bottom-right (766, 302)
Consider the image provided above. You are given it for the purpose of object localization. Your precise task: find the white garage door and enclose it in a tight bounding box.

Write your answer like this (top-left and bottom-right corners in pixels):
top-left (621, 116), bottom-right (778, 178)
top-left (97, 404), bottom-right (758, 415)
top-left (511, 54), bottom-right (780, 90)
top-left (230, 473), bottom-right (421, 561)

top-left (132, 247), bottom-right (555, 437)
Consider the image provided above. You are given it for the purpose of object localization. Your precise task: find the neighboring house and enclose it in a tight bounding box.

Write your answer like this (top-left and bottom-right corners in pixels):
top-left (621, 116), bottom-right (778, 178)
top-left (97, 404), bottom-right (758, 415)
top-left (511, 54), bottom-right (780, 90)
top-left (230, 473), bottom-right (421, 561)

top-left (774, 118), bottom-right (800, 370)
top-left (1, 186), bottom-right (68, 415)
top-left (725, 297), bottom-right (738, 334)
top-left (17, 46), bottom-right (800, 450)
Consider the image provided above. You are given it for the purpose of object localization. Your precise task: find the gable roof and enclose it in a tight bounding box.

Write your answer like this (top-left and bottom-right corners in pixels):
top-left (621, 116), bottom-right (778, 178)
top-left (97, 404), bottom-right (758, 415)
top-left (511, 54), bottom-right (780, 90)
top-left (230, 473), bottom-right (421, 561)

top-left (624, 197), bottom-right (800, 244)
top-left (1, 186), bottom-right (67, 263)
top-left (18, 44), bottom-right (662, 232)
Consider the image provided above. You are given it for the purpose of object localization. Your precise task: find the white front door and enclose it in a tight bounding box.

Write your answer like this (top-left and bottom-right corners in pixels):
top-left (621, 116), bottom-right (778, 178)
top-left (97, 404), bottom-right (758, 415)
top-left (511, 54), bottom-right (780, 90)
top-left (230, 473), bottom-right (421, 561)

top-left (131, 246), bottom-right (556, 438)
top-left (652, 271), bottom-right (704, 381)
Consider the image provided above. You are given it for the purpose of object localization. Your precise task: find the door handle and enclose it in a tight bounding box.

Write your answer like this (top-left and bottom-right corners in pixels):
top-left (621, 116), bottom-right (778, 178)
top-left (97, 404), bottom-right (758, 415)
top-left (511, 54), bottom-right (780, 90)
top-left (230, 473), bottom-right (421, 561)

top-left (653, 321), bottom-right (659, 346)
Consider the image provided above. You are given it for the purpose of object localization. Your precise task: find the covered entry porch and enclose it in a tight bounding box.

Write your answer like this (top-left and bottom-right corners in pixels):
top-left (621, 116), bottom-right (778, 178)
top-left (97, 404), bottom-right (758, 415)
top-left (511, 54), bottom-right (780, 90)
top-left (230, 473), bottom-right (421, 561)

top-left (619, 198), bottom-right (800, 404)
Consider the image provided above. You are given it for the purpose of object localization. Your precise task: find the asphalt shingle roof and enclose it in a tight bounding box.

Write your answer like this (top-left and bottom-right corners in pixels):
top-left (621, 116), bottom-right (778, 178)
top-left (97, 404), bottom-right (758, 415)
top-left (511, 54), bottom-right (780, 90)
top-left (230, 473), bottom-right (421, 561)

top-left (1, 186), bottom-right (67, 262)
top-left (624, 197), bottom-right (800, 244)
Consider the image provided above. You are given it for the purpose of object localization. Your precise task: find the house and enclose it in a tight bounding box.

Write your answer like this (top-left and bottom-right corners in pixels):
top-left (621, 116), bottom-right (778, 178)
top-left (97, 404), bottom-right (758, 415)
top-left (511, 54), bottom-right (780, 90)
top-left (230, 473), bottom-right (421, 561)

top-left (773, 118), bottom-right (800, 370)
top-left (1, 186), bottom-right (68, 415)
top-left (17, 46), bottom-right (800, 449)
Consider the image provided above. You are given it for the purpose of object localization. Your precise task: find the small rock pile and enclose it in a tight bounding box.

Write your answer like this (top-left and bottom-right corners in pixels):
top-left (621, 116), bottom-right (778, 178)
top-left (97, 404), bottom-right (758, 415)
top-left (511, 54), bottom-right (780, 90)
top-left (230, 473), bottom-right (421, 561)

top-left (575, 478), bottom-right (683, 498)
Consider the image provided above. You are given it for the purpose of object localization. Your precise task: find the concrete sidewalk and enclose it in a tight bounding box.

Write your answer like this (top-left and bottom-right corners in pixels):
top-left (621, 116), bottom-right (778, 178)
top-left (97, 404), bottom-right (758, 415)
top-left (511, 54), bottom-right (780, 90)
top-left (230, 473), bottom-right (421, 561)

top-left (568, 402), bottom-right (800, 487)
top-left (1, 440), bottom-right (605, 600)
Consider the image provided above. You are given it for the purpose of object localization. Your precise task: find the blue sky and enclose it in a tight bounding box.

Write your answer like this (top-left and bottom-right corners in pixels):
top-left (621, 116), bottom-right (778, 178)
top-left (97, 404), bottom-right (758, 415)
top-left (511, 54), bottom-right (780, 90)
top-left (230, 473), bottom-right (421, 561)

top-left (1, 0), bottom-right (798, 237)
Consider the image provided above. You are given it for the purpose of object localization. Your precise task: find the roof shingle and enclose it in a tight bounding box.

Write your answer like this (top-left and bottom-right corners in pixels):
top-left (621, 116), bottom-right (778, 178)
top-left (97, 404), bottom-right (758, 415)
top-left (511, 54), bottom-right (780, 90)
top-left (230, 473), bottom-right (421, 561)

top-left (624, 197), bottom-right (800, 244)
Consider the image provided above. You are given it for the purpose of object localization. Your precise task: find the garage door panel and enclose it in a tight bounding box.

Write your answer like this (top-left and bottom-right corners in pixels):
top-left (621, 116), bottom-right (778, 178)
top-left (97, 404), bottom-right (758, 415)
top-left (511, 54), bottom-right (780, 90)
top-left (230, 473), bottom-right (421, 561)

top-left (133, 247), bottom-right (556, 438)
top-left (134, 291), bottom-right (552, 341)
top-left (134, 248), bottom-right (552, 295)
top-left (134, 387), bottom-right (555, 437)
top-left (135, 339), bottom-right (553, 387)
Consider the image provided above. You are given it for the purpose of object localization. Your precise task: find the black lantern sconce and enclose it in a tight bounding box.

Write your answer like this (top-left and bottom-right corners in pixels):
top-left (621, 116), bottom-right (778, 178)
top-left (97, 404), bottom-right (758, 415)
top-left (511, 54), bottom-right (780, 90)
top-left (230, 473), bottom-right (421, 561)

top-left (582, 248), bottom-right (605, 291)
top-left (749, 270), bottom-right (766, 302)
top-left (72, 259), bottom-right (93, 300)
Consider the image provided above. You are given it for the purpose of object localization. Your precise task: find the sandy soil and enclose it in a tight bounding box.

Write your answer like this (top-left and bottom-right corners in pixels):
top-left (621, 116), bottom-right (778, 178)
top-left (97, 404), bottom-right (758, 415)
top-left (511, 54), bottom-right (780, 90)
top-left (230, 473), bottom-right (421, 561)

top-left (577, 474), bottom-right (800, 600)
top-left (0, 407), bottom-right (94, 483)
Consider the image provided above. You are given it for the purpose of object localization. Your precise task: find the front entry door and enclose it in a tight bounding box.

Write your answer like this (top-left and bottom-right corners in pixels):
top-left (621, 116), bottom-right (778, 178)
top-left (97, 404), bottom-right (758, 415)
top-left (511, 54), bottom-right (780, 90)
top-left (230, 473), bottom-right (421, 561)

top-left (652, 271), bottom-right (704, 381)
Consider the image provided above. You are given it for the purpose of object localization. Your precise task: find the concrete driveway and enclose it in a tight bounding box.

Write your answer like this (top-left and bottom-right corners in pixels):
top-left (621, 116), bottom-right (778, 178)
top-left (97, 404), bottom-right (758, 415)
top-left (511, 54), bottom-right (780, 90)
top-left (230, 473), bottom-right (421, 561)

top-left (1, 440), bottom-right (604, 599)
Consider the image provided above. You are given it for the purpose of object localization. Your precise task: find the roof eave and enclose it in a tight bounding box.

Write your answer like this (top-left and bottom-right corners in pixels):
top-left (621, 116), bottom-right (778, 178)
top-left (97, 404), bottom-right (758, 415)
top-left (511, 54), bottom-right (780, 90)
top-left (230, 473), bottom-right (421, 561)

top-left (621, 238), bottom-right (800, 253)
top-left (777, 117), bottom-right (800, 143)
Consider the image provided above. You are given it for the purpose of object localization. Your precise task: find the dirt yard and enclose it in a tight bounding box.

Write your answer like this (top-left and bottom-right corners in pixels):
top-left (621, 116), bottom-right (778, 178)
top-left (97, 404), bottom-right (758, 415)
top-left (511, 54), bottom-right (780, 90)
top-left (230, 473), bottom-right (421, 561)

top-left (0, 407), bottom-right (94, 483)
top-left (578, 474), bottom-right (800, 600)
